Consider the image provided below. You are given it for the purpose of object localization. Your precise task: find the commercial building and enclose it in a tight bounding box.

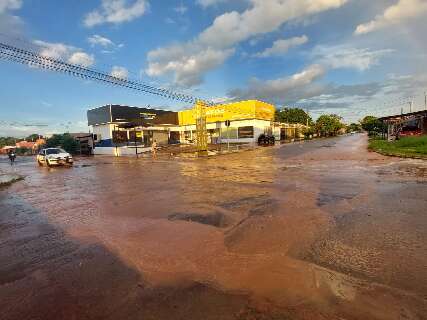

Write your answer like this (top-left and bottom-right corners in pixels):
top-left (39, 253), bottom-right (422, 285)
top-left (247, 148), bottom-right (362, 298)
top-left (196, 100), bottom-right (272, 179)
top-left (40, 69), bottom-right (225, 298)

top-left (87, 104), bottom-right (179, 155)
top-left (88, 100), bottom-right (307, 156)
top-left (379, 110), bottom-right (427, 140)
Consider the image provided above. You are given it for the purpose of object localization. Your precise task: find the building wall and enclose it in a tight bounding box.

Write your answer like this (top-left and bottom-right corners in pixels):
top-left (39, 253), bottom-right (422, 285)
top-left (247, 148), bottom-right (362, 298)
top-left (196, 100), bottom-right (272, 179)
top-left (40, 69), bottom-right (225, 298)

top-left (93, 146), bottom-right (151, 156)
top-left (93, 124), bottom-right (114, 140)
top-left (168, 119), bottom-right (273, 144)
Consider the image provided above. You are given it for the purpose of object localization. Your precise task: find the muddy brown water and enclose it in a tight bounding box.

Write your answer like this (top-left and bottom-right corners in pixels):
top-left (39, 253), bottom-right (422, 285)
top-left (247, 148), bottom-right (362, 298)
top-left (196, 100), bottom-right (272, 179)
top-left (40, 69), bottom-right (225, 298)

top-left (1, 134), bottom-right (427, 320)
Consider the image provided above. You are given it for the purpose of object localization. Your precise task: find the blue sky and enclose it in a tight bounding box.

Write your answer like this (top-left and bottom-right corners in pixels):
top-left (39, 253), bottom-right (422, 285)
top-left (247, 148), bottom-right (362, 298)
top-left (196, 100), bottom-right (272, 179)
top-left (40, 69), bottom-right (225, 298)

top-left (1, 0), bottom-right (427, 136)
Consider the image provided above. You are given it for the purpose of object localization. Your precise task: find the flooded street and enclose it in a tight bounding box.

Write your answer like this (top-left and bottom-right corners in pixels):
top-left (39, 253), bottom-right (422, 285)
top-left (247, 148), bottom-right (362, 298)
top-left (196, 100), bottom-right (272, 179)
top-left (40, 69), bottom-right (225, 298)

top-left (1, 134), bottom-right (427, 320)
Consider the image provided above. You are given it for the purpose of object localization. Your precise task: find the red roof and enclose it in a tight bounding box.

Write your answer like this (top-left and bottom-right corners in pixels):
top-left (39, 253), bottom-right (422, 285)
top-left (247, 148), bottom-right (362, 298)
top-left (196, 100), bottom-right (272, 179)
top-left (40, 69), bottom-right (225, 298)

top-left (15, 141), bottom-right (36, 149)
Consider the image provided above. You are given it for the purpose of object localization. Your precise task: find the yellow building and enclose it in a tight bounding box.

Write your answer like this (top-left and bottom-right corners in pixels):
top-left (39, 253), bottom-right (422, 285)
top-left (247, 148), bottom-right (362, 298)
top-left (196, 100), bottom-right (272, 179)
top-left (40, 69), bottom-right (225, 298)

top-left (178, 100), bottom-right (276, 125)
top-left (174, 100), bottom-right (306, 144)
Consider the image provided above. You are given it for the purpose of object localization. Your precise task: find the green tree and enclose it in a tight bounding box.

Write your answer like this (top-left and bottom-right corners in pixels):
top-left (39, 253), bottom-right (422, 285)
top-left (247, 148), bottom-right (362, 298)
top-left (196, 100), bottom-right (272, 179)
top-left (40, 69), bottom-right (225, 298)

top-left (347, 123), bottom-right (362, 133)
top-left (25, 134), bottom-right (41, 142)
top-left (45, 133), bottom-right (78, 154)
top-left (0, 137), bottom-right (19, 148)
top-left (315, 114), bottom-right (344, 137)
top-left (275, 108), bottom-right (313, 126)
top-left (360, 116), bottom-right (385, 136)
top-left (302, 126), bottom-right (316, 139)
top-left (15, 147), bottom-right (30, 155)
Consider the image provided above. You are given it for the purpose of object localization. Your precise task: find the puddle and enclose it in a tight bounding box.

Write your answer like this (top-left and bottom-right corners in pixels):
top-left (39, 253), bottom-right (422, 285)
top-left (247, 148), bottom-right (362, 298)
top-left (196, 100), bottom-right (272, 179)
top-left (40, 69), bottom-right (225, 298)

top-left (316, 193), bottom-right (355, 206)
top-left (168, 211), bottom-right (230, 228)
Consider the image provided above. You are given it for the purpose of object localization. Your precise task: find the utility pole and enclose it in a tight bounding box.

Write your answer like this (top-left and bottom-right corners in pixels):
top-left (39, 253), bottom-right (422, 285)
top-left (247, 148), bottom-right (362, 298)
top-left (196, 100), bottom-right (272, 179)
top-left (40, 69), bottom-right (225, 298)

top-left (305, 108), bottom-right (309, 127)
top-left (424, 91), bottom-right (427, 110)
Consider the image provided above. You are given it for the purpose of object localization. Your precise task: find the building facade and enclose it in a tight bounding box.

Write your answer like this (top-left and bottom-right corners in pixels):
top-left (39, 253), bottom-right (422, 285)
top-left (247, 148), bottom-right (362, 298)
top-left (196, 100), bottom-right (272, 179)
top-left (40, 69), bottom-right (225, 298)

top-left (88, 101), bottom-right (307, 156)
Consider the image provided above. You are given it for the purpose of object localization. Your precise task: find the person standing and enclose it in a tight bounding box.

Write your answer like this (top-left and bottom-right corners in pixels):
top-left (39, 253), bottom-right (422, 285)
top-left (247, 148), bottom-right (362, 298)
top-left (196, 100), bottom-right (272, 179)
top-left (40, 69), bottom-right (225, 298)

top-left (151, 139), bottom-right (157, 159)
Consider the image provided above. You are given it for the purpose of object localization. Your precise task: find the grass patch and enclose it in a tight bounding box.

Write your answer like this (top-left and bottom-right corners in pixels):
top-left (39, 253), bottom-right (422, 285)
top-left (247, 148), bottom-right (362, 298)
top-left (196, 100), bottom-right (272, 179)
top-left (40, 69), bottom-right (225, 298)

top-left (369, 136), bottom-right (427, 159)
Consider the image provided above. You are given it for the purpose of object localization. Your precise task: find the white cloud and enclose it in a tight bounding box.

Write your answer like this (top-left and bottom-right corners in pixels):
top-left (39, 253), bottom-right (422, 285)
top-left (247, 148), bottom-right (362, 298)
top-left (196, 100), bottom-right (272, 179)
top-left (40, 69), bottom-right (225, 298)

top-left (355, 0), bottom-right (427, 35)
top-left (146, 44), bottom-right (234, 87)
top-left (0, 0), bottom-right (23, 36)
top-left (229, 64), bottom-right (326, 102)
top-left (174, 3), bottom-right (187, 14)
top-left (68, 52), bottom-right (95, 67)
top-left (196, 0), bottom-right (227, 8)
top-left (0, 0), bottom-right (21, 13)
top-left (147, 0), bottom-right (348, 86)
top-left (88, 34), bottom-right (114, 47)
top-left (0, 13), bottom-right (23, 36)
top-left (254, 35), bottom-right (308, 58)
top-left (84, 0), bottom-right (149, 27)
top-left (34, 41), bottom-right (74, 60)
top-left (313, 45), bottom-right (394, 71)
top-left (33, 40), bottom-right (95, 67)
top-left (198, 0), bottom-right (347, 48)
top-left (111, 66), bottom-right (129, 79)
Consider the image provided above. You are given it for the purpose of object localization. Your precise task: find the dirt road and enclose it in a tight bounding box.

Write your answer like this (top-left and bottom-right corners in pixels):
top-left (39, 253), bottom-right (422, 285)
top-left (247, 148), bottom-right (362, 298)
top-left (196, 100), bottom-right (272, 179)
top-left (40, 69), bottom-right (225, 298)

top-left (1, 134), bottom-right (427, 320)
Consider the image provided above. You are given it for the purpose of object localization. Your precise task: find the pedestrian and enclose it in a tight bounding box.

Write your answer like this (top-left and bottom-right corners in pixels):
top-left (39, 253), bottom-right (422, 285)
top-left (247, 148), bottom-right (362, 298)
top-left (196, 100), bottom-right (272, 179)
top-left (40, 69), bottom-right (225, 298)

top-left (151, 139), bottom-right (157, 159)
top-left (8, 149), bottom-right (16, 165)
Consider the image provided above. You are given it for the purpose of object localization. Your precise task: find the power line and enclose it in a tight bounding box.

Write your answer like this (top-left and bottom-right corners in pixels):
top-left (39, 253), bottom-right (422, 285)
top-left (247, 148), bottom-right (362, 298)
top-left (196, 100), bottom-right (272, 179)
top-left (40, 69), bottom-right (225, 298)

top-left (0, 40), bottom-right (213, 106)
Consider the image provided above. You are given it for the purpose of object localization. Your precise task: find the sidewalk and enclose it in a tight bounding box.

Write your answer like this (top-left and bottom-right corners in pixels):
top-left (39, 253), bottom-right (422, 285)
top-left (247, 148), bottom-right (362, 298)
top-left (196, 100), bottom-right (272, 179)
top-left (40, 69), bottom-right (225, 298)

top-left (0, 170), bottom-right (23, 187)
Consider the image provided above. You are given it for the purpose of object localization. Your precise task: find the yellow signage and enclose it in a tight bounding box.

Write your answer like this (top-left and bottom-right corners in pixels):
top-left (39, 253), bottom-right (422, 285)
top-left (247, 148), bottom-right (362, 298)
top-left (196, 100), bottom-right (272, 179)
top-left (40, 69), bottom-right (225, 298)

top-left (178, 100), bottom-right (275, 126)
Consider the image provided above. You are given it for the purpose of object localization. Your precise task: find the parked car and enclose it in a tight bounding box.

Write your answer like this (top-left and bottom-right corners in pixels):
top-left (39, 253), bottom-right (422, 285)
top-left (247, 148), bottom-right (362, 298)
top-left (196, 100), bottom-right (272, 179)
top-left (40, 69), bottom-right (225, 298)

top-left (258, 134), bottom-right (275, 146)
top-left (37, 148), bottom-right (73, 167)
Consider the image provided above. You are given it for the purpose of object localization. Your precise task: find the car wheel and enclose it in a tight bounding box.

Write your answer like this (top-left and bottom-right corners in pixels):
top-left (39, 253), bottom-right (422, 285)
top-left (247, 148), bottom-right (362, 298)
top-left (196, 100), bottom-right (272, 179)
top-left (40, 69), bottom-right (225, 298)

top-left (37, 160), bottom-right (43, 166)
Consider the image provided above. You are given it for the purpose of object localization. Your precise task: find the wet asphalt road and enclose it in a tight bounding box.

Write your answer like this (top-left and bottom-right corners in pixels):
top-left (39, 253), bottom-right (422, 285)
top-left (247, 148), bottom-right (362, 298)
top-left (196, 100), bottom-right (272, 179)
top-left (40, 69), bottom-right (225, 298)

top-left (1, 134), bottom-right (427, 320)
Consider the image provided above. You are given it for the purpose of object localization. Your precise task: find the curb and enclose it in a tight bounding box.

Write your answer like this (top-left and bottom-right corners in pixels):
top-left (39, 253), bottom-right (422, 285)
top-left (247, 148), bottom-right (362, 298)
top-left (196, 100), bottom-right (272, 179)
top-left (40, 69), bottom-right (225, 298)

top-left (0, 174), bottom-right (24, 187)
top-left (368, 148), bottom-right (427, 160)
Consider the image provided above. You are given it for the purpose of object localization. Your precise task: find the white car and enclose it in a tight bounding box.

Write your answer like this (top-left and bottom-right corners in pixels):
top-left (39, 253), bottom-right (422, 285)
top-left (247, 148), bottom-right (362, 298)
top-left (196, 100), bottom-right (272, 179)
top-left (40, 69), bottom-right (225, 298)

top-left (37, 148), bottom-right (74, 167)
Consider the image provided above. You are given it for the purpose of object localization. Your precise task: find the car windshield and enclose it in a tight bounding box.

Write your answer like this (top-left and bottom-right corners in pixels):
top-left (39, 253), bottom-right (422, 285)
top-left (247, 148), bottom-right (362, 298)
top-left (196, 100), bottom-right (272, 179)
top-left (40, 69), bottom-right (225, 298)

top-left (46, 148), bottom-right (66, 155)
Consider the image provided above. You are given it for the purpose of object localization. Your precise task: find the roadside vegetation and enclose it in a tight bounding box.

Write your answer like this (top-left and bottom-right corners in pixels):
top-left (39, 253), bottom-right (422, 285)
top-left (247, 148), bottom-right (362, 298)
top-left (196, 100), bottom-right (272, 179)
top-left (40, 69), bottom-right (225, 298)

top-left (360, 116), bottom-right (386, 137)
top-left (275, 108), bottom-right (346, 138)
top-left (347, 122), bottom-right (362, 133)
top-left (45, 133), bottom-right (79, 154)
top-left (361, 115), bottom-right (427, 158)
top-left (369, 136), bottom-right (427, 158)
top-left (0, 134), bottom-right (41, 148)
top-left (275, 107), bottom-right (313, 126)
top-left (315, 114), bottom-right (345, 137)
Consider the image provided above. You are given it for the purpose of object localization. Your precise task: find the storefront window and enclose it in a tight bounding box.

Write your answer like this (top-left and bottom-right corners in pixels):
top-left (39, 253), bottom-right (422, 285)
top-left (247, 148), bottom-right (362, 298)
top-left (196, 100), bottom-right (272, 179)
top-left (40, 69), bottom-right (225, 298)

top-left (238, 126), bottom-right (254, 139)
top-left (129, 131), bottom-right (142, 143)
top-left (220, 127), bottom-right (238, 139)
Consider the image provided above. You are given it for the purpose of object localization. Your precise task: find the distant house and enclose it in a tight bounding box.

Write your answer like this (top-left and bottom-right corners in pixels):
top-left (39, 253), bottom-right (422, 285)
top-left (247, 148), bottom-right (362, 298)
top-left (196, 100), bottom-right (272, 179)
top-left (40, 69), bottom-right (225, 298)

top-left (15, 141), bottom-right (36, 149)
top-left (0, 146), bottom-right (16, 154)
top-left (15, 139), bottom-right (46, 154)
